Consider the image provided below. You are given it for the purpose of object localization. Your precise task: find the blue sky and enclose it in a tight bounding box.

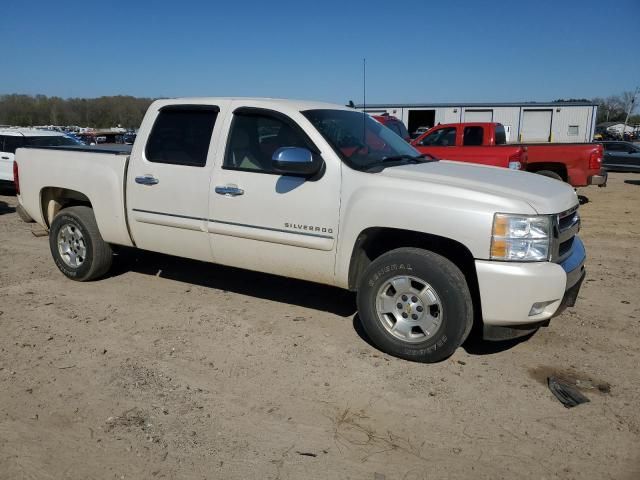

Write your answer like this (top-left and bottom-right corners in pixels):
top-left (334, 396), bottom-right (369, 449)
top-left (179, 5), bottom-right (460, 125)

top-left (4, 0), bottom-right (639, 104)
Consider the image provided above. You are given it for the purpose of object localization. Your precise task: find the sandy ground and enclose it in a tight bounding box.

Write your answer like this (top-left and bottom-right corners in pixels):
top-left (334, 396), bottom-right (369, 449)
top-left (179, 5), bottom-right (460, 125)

top-left (0, 173), bottom-right (639, 480)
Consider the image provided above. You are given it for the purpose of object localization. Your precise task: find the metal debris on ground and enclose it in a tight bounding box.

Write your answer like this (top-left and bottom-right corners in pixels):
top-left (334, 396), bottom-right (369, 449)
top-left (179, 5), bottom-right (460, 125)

top-left (548, 376), bottom-right (590, 408)
top-left (31, 226), bottom-right (48, 237)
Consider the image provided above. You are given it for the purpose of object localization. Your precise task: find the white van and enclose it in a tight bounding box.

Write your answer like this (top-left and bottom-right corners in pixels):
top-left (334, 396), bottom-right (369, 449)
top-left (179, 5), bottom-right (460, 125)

top-left (0, 129), bottom-right (81, 183)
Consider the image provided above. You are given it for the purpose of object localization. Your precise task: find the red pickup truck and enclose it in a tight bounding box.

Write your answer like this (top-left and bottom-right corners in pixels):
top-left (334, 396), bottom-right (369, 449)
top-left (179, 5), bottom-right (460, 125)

top-left (411, 122), bottom-right (607, 187)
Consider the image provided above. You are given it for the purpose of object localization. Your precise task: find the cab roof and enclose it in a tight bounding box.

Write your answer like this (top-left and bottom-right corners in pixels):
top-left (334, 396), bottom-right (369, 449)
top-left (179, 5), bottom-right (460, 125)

top-left (151, 97), bottom-right (353, 113)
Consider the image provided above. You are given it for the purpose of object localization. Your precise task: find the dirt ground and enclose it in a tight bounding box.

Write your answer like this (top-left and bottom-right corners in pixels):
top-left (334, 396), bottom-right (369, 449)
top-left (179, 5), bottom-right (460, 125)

top-left (0, 173), bottom-right (639, 480)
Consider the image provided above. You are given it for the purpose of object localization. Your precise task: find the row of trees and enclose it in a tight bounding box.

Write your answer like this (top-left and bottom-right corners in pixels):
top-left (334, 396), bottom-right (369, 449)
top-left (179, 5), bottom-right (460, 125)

top-left (1, 91), bottom-right (638, 129)
top-left (0, 94), bottom-right (154, 129)
top-left (591, 91), bottom-right (638, 124)
top-left (554, 91), bottom-right (638, 124)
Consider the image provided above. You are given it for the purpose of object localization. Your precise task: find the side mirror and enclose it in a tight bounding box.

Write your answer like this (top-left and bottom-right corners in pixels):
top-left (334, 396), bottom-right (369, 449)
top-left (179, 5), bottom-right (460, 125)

top-left (272, 147), bottom-right (321, 176)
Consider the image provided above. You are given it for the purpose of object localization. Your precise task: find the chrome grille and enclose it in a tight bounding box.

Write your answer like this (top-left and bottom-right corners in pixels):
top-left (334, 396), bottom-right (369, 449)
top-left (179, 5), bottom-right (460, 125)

top-left (552, 205), bottom-right (580, 263)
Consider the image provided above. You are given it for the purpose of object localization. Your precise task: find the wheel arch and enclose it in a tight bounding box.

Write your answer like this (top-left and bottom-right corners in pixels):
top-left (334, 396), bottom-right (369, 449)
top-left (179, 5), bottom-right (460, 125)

top-left (526, 162), bottom-right (568, 181)
top-left (347, 227), bottom-right (482, 325)
top-left (40, 187), bottom-right (92, 228)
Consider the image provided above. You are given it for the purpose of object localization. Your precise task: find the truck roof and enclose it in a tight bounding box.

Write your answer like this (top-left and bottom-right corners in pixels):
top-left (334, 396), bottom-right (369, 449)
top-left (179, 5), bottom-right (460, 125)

top-left (0, 128), bottom-right (69, 137)
top-left (153, 97), bottom-right (353, 112)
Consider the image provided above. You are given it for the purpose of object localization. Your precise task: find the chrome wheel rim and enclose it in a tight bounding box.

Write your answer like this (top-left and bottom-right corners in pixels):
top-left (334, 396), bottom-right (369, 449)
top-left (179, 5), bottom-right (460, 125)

top-left (375, 275), bottom-right (443, 343)
top-left (57, 224), bottom-right (87, 268)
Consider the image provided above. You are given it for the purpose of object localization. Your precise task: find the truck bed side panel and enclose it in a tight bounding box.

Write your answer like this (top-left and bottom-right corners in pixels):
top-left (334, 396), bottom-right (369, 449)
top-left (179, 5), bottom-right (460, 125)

top-left (523, 143), bottom-right (599, 186)
top-left (17, 148), bottom-right (133, 247)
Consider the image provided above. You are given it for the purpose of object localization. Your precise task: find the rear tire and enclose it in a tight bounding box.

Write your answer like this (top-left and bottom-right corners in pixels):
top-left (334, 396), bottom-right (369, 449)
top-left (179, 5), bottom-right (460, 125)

top-left (49, 206), bottom-right (113, 281)
top-left (356, 248), bottom-right (473, 363)
top-left (536, 170), bottom-right (563, 181)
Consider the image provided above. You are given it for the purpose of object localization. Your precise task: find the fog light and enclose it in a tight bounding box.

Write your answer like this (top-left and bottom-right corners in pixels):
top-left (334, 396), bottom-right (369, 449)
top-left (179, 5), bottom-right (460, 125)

top-left (529, 300), bottom-right (556, 316)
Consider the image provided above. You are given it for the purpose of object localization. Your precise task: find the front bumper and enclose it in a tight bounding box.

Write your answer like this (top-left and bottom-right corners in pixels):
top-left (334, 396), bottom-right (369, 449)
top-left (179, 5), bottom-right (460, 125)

top-left (476, 237), bottom-right (586, 336)
top-left (588, 170), bottom-right (608, 187)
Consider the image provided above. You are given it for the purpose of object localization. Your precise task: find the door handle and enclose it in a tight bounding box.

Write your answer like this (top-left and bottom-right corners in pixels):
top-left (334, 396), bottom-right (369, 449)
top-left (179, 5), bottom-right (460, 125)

top-left (215, 185), bottom-right (244, 196)
top-left (1, 156), bottom-right (9, 160)
top-left (135, 175), bottom-right (159, 185)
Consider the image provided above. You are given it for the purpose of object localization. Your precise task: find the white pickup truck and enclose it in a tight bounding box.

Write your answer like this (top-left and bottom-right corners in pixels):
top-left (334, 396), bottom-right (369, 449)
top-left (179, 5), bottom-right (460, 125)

top-left (15, 98), bottom-right (586, 362)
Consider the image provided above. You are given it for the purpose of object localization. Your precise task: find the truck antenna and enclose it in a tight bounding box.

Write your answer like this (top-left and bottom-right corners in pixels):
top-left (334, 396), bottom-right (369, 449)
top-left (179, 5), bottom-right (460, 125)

top-left (363, 57), bottom-right (366, 111)
top-left (362, 57), bottom-right (366, 142)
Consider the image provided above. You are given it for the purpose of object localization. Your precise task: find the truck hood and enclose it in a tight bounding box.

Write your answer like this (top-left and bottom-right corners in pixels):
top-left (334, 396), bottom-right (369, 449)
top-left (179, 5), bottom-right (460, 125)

top-left (379, 160), bottom-right (578, 214)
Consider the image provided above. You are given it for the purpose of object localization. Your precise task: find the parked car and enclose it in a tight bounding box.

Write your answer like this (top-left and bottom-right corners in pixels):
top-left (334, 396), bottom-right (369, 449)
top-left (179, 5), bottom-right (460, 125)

top-left (411, 122), bottom-right (528, 170)
top-left (0, 128), bottom-right (81, 185)
top-left (412, 122), bottom-right (607, 187)
top-left (370, 113), bottom-right (410, 142)
top-left (65, 133), bottom-right (88, 145)
top-left (15, 98), bottom-right (586, 363)
top-left (411, 126), bottom-right (430, 139)
top-left (597, 141), bottom-right (640, 172)
top-left (123, 133), bottom-right (137, 145)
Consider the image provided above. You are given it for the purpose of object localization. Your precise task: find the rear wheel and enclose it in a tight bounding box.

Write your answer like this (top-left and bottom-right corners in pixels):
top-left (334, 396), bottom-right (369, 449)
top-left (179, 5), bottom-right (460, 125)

top-left (356, 248), bottom-right (473, 363)
top-left (49, 206), bottom-right (112, 281)
top-left (536, 170), bottom-right (563, 181)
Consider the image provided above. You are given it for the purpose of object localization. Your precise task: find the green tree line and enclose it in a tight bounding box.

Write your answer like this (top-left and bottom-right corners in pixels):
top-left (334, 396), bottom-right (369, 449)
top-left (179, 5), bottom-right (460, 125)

top-left (0, 94), bottom-right (154, 128)
top-left (2, 92), bottom-right (638, 129)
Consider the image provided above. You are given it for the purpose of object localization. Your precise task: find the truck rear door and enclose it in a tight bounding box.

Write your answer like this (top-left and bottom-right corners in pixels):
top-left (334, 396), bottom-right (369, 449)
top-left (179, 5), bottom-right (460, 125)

top-left (207, 104), bottom-right (341, 285)
top-left (126, 102), bottom-right (229, 261)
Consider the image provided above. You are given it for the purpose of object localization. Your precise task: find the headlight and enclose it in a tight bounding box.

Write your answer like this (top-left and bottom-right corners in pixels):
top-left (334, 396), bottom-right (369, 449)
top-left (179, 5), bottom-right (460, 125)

top-left (491, 213), bottom-right (552, 261)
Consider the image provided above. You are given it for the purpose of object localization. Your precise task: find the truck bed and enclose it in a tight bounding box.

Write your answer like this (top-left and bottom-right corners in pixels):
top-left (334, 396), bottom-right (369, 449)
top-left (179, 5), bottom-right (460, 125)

top-left (17, 146), bottom-right (133, 247)
top-left (23, 144), bottom-right (133, 155)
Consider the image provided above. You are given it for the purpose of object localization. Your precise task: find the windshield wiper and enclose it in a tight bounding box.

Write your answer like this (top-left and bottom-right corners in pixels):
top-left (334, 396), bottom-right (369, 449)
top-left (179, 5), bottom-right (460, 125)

top-left (363, 153), bottom-right (439, 173)
top-left (380, 153), bottom-right (439, 163)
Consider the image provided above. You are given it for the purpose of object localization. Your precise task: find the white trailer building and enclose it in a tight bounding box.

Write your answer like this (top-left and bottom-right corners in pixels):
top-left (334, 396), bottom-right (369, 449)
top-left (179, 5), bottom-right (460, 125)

top-left (357, 101), bottom-right (598, 143)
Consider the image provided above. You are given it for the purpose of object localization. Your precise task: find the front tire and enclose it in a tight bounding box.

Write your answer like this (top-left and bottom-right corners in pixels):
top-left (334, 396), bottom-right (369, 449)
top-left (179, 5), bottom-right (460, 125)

top-left (356, 248), bottom-right (473, 363)
top-left (49, 206), bottom-right (113, 281)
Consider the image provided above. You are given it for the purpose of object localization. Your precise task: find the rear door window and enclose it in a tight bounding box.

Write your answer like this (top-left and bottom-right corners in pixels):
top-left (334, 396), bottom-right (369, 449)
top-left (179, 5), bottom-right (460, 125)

top-left (463, 126), bottom-right (484, 146)
top-left (146, 106), bottom-right (219, 167)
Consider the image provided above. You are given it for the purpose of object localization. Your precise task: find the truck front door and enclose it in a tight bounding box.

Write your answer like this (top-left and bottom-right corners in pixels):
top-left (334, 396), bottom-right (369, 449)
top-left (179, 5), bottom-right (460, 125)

top-left (208, 105), bottom-right (341, 285)
top-left (413, 126), bottom-right (460, 160)
top-left (126, 102), bottom-right (228, 261)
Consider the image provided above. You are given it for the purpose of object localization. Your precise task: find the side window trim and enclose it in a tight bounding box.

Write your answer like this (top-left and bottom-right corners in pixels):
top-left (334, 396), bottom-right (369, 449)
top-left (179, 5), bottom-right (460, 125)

top-left (145, 105), bottom-right (219, 167)
top-left (222, 107), bottom-right (321, 175)
top-left (231, 107), bottom-right (320, 153)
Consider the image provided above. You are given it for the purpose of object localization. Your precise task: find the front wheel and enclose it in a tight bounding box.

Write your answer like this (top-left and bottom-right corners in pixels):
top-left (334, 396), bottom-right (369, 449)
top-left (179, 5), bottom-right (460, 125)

top-left (49, 206), bottom-right (113, 281)
top-left (356, 248), bottom-right (473, 363)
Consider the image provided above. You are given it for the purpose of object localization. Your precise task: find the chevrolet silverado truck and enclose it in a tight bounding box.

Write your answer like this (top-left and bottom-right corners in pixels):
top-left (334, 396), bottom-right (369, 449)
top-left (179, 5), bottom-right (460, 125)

top-left (15, 98), bottom-right (586, 363)
top-left (412, 122), bottom-right (607, 187)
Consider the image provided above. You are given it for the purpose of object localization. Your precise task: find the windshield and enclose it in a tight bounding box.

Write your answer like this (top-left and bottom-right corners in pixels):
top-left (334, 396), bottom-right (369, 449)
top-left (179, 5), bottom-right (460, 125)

top-left (302, 109), bottom-right (422, 171)
top-left (24, 135), bottom-right (80, 147)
